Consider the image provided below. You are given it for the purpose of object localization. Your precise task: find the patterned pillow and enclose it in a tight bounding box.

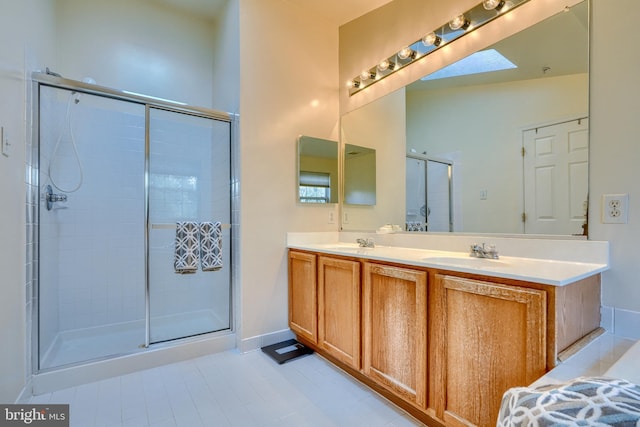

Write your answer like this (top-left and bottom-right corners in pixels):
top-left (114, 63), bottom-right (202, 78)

top-left (497, 377), bottom-right (640, 426)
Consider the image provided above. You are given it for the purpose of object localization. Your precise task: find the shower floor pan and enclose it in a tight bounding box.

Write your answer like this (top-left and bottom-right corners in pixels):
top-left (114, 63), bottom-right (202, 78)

top-left (40, 309), bottom-right (228, 370)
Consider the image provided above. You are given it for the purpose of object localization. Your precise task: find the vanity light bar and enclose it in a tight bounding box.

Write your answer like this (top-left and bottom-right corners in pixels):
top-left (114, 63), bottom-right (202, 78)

top-left (347, 0), bottom-right (531, 96)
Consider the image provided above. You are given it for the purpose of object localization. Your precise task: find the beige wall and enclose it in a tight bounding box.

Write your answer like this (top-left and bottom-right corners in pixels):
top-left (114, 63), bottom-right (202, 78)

top-left (590, 0), bottom-right (640, 312)
top-left (54, 0), bottom-right (220, 108)
top-left (211, 0), bottom-right (240, 114)
top-left (238, 0), bottom-right (339, 341)
top-left (0, 0), bottom-right (56, 403)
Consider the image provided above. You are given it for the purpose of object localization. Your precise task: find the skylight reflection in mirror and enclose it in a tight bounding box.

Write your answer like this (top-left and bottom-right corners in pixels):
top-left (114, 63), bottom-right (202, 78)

top-left (421, 49), bottom-right (517, 81)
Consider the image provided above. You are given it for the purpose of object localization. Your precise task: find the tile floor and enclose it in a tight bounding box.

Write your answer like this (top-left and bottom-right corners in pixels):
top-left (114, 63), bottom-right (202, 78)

top-left (29, 349), bottom-right (421, 427)
top-left (28, 333), bottom-right (636, 427)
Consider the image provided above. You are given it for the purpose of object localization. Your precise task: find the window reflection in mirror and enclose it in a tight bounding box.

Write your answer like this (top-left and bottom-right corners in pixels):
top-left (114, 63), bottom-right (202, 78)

top-left (344, 144), bottom-right (376, 205)
top-left (297, 135), bottom-right (338, 204)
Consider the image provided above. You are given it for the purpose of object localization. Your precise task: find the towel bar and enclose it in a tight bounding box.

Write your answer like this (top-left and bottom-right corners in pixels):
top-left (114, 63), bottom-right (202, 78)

top-left (151, 223), bottom-right (231, 230)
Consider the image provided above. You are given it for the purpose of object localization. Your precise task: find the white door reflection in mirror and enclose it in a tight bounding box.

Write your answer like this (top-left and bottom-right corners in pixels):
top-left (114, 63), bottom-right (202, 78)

top-left (523, 118), bottom-right (589, 235)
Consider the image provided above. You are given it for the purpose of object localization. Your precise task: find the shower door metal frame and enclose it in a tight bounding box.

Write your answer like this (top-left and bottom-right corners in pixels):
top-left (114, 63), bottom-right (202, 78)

top-left (406, 153), bottom-right (454, 232)
top-left (30, 72), bottom-right (236, 372)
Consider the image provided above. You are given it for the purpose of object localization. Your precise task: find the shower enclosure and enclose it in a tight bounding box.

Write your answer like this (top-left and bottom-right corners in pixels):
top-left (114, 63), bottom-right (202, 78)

top-left (32, 74), bottom-right (233, 371)
top-left (405, 155), bottom-right (453, 232)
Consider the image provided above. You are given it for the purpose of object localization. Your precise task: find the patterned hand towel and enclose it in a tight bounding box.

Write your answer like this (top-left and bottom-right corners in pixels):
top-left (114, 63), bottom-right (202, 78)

top-left (200, 221), bottom-right (223, 271)
top-left (174, 221), bottom-right (199, 274)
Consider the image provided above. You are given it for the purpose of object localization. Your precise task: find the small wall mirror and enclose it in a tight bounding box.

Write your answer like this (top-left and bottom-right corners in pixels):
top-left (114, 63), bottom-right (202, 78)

top-left (344, 144), bottom-right (376, 205)
top-left (297, 135), bottom-right (339, 204)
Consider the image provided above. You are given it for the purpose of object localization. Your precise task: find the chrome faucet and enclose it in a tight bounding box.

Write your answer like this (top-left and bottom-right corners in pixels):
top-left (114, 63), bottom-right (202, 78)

top-left (469, 243), bottom-right (499, 259)
top-left (356, 238), bottom-right (375, 248)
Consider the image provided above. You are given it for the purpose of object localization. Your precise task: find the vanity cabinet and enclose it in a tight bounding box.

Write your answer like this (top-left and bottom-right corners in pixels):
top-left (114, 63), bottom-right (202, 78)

top-left (287, 248), bottom-right (601, 427)
top-left (430, 275), bottom-right (547, 427)
top-left (362, 262), bottom-right (428, 408)
top-left (318, 256), bottom-right (361, 369)
top-left (288, 251), bottom-right (317, 344)
top-left (288, 251), bottom-right (362, 368)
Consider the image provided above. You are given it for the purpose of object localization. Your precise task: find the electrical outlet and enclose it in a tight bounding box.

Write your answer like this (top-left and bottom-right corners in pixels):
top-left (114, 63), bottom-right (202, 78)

top-left (328, 211), bottom-right (335, 224)
top-left (343, 212), bottom-right (349, 224)
top-left (602, 194), bottom-right (629, 224)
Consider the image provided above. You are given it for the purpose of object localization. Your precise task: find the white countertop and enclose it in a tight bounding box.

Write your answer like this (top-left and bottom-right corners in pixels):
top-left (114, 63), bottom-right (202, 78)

top-left (288, 241), bottom-right (608, 286)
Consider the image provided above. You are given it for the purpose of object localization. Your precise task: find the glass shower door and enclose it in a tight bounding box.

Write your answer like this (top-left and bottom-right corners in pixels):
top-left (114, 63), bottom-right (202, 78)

top-left (148, 107), bottom-right (231, 343)
top-left (38, 86), bottom-right (147, 369)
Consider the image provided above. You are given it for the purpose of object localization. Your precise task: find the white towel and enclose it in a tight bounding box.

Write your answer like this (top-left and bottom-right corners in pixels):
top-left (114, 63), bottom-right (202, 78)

top-left (174, 221), bottom-right (199, 274)
top-left (200, 221), bottom-right (223, 271)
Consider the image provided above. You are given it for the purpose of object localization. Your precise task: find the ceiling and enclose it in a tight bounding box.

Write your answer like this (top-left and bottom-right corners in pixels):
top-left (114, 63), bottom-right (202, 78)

top-left (152, 0), bottom-right (392, 26)
top-left (288, 0), bottom-right (393, 26)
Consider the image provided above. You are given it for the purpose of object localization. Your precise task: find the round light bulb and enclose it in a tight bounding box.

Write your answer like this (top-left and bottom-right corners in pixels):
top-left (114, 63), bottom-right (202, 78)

top-left (483, 0), bottom-right (505, 10)
top-left (422, 32), bottom-right (441, 47)
top-left (398, 47), bottom-right (414, 60)
top-left (449, 14), bottom-right (468, 30)
top-left (377, 59), bottom-right (390, 71)
top-left (360, 70), bottom-right (371, 80)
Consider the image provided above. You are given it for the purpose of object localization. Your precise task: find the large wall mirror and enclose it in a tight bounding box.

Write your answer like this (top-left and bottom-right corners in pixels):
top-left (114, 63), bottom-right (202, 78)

top-left (297, 135), bottom-right (339, 204)
top-left (341, 0), bottom-right (588, 236)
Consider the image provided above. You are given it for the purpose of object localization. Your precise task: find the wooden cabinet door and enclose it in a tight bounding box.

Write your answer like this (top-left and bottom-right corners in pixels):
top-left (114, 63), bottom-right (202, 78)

top-left (434, 275), bottom-right (546, 427)
top-left (288, 251), bottom-right (317, 344)
top-left (362, 262), bottom-right (427, 408)
top-left (318, 256), bottom-right (361, 369)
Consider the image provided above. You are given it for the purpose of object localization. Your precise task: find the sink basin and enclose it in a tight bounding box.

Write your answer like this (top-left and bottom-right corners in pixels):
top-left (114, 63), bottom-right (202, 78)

top-left (320, 244), bottom-right (374, 252)
top-left (422, 256), bottom-right (509, 269)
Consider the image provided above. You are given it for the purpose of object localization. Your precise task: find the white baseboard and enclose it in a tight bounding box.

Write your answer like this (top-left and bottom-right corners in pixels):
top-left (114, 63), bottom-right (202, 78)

top-left (239, 329), bottom-right (295, 353)
top-left (601, 305), bottom-right (640, 340)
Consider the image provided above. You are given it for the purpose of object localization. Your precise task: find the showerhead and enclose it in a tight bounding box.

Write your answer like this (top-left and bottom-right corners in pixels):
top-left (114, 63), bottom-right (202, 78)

top-left (72, 77), bottom-right (96, 104)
